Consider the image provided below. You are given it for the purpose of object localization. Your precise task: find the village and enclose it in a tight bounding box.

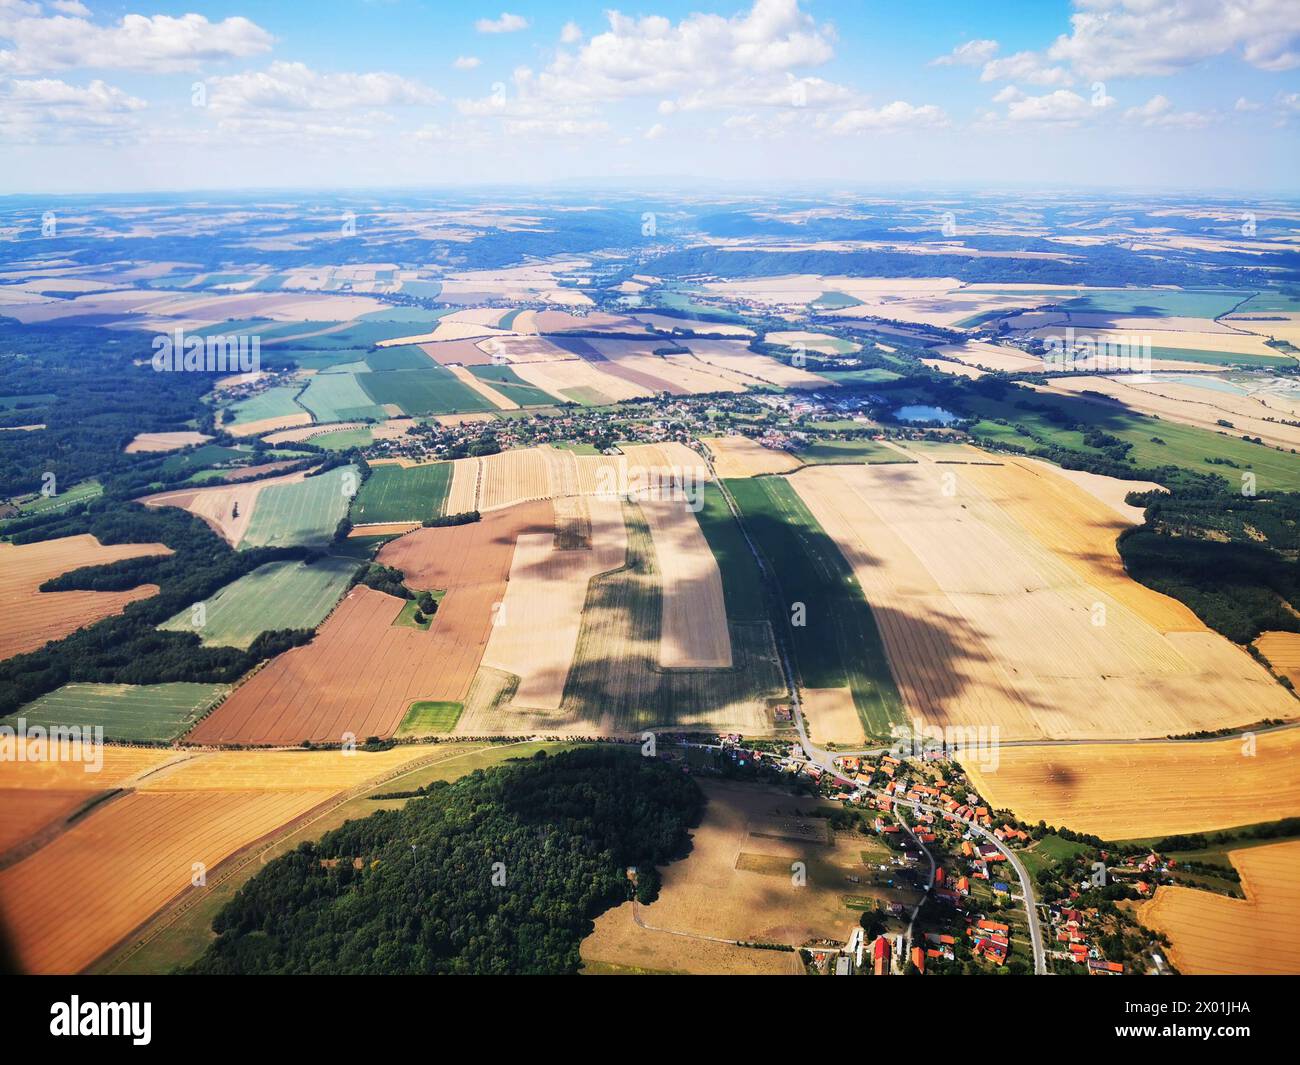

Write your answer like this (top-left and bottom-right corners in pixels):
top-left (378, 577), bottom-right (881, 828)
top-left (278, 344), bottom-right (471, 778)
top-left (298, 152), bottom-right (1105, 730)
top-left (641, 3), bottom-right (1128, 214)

top-left (656, 727), bottom-right (1181, 977)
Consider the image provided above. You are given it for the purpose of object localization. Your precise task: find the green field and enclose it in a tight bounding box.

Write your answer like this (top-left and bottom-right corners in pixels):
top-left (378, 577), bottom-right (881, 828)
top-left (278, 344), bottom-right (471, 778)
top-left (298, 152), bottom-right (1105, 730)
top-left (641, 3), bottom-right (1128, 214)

top-left (351, 462), bottom-right (451, 524)
top-left (795, 438), bottom-right (912, 465)
top-left (17, 682), bottom-right (228, 742)
top-left (364, 345), bottom-right (435, 371)
top-left (1146, 345), bottom-right (1294, 368)
top-left (14, 478), bottom-right (103, 517)
top-left (311, 427), bottom-right (374, 451)
top-left (966, 388), bottom-right (1300, 492)
top-left (159, 444), bottom-right (247, 476)
top-left (396, 700), bottom-right (464, 735)
top-left (727, 476), bottom-right (905, 739)
top-left (694, 483), bottom-right (768, 622)
top-left (1059, 288), bottom-right (1252, 318)
top-left (469, 364), bottom-right (558, 406)
top-left (812, 291), bottom-right (864, 309)
top-left (221, 386), bottom-right (305, 427)
top-left (240, 465), bottom-right (356, 548)
top-left (298, 370), bottom-right (387, 422)
top-left (158, 557), bottom-right (359, 648)
top-left (819, 368), bottom-right (903, 385)
top-left (357, 368), bottom-right (495, 416)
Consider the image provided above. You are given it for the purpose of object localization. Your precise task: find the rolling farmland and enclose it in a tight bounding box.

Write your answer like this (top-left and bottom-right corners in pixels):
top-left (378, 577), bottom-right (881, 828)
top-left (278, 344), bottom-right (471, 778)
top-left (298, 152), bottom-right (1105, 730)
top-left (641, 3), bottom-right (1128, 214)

top-left (158, 557), bottom-right (359, 648)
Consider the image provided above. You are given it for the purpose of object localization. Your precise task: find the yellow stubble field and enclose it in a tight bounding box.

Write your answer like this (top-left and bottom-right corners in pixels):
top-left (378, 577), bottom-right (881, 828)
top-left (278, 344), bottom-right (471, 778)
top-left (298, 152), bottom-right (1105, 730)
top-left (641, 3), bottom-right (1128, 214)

top-left (790, 459), bottom-right (1293, 741)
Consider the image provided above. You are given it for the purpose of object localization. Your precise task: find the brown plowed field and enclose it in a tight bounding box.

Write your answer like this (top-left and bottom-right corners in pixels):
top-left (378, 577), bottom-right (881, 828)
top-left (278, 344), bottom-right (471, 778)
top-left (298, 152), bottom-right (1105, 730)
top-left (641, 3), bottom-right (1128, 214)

top-left (0, 789), bottom-right (333, 973)
top-left (0, 536), bottom-right (171, 660)
top-left (188, 502), bottom-right (552, 744)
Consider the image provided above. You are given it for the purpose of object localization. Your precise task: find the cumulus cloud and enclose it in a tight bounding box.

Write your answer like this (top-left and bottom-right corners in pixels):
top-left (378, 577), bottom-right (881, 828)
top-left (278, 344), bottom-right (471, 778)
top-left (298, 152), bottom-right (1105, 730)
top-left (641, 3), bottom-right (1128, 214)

top-left (475, 13), bottom-right (529, 34)
top-left (208, 61), bottom-right (441, 114)
top-left (560, 21), bottom-right (582, 45)
top-left (931, 39), bottom-right (998, 67)
top-left (1047, 0), bottom-right (1300, 79)
top-left (643, 121), bottom-right (666, 139)
top-left (980, 51), bottom-right (1072, 86)
top-left (828, 101), bottom-right (948, 134)
top-left (0, 74), bottom-right (145, 142)
top-left (453, 55), bottom-right (481, 70)
top-left (1123, 93), bottom-right (1213, 128)
top-left (0, 9), bottom-right (273, 74)
top-left (993, 86), bottom-right (1114, 124)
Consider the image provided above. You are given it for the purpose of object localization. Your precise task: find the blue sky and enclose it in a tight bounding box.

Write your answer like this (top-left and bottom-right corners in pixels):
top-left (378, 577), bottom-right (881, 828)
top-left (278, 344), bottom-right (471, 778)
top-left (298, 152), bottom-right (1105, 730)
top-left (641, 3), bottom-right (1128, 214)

top-left (1, 0), bottom-right (1298, 192)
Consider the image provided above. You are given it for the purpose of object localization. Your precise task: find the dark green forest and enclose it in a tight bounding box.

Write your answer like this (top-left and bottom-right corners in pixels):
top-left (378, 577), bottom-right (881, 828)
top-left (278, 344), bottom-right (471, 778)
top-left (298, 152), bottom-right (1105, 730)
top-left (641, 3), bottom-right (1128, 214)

top-left (185, 748), bottom-right (703, 974)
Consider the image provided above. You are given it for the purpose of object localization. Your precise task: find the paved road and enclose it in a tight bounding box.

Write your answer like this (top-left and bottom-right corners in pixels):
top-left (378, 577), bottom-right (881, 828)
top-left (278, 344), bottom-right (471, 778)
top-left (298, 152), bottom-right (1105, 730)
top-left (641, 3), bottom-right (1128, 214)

top-left (709, 458), bottom-right (1047, 975)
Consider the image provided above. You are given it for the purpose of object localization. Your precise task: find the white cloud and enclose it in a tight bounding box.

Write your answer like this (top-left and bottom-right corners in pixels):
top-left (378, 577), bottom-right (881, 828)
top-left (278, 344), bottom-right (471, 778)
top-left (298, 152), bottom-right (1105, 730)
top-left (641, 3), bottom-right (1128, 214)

top-left (828, 101), bottom-right (948, 134)
top-left (1123, 94), bottom-right (1213, 128)
top-left (980, 51), bottom-right (1072, 86)
top-left (643, 121), bottom-right (666, 139)
top-left (560, 21), bottom-right (582, 45)
top-left (453, 55), bottom-right (481, 70)
top-left (1235, 96), bottom-right (1262, 111)
top-left (666, 73), bottom-right (857, 113)
top-left (931, 39), bottom-right (998, 67)
top-left (475, 13), bottom-right (529, 34)
top-left (0, 10), bottom-right (273, 74)
top-left (994, 86), bottom-right (1114, 124)
top-left (47, 1), bottom-right (90, 15)
top-left (532, 0), bottom-right (834, 102)
top-left (0, 74), bottom-right (145, 142)
top-left (209, 61), bottom-right (441, 114)
top-left (503, 116), bottom-right (608, 136)
top-left (1047, 0), bottom-right (1300, 79)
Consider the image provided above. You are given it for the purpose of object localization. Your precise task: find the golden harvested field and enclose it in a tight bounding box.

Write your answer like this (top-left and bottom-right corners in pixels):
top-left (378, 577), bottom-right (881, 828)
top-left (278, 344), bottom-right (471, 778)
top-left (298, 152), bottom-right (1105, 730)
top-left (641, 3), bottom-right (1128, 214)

top-left (1037, 375), bottom-right (1300, 451)
top-left (0, 743), bottom-right (181, 792)
top-left (0, 789), bottom-right (332, 974)
top-left (1255, 631), bottom-right (1300, 686)
top-left (921, 358), bottom-right (986, 379)
top-left (347, 521), bottom-right (420, 537)
top-left (445, 444), bottom-right (710, 514)
top-left (928, 340), bottom-right (1043, 373)
top-left (960, 730), bottom-right (1300, 839)
top-left (139, 469), bottom-right (307, 545)
top-left (640, 497), bottom-right (732, 668)
top-left (791, 460), bottom-right (1292, 740)
top-left (801, 687), bottom-right (866, 746)
top-left (0, 536), bottom-right (170, 660)
top-left (1140, 841), bottom-right (1300, 975)
top-left (124, 431), bottom-right (211, 453)
top-left (1026, 323), bottom-right (1281, 359)
top-left (481, 497), bottom-right (627, 709)
top-left (511, 356), bottom-right (652, 405)
top-left (705, 435), bottom-right (803, 478)
top-left (682, 339), bottom-right (832, 389)
top-left (224, 412), bottom-right (313, 438)
top-left (578, 339), bottom-right (748, 395)
top-left (133, 745), bottom-right (440, 792)
top-left (446, 365), bottom-right (519, 410)
top-left (581, 781), bottom-right (879, 974)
